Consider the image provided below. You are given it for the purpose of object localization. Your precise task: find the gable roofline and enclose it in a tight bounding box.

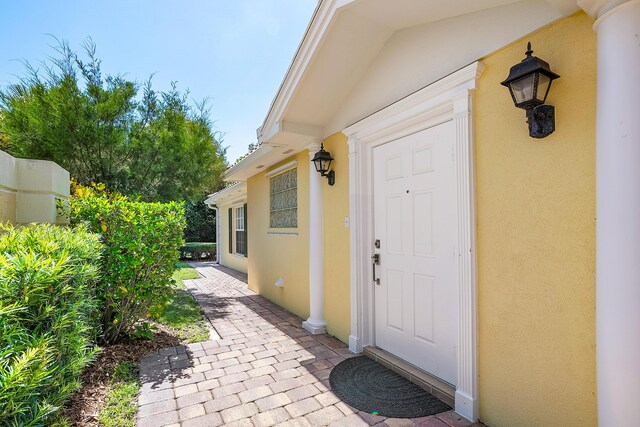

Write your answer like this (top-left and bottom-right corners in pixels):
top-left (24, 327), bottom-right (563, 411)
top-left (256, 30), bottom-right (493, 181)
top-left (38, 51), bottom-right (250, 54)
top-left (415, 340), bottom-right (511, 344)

top-left (257, 0), bottom-right (346, 145)
top-left (226, 0), bottom-right (579, 183)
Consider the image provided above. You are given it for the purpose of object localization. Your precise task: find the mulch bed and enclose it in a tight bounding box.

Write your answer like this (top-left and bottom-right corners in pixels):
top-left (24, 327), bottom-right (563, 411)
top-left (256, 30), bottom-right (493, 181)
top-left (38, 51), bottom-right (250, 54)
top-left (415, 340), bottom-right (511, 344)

top-left (60, 324), bottom-right (181, 426)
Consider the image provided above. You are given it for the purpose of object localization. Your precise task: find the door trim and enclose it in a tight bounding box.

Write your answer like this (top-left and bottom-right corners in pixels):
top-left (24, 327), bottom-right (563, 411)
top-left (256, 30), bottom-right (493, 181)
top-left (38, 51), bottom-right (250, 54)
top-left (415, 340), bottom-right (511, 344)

top-left (342, 61), bottom-right (484, 422)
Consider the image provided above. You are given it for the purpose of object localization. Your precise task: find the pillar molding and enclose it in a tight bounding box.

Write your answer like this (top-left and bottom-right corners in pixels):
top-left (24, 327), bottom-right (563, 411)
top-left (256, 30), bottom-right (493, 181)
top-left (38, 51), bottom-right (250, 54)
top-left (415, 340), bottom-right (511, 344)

top-left (578, 1), bottom-right (640, 425)
top-left (347, 136), bottom-right (364, 353)
top-left (451, 91), bottom-right (479, 421)
top-left (302, 140), bottom-right (327, 335)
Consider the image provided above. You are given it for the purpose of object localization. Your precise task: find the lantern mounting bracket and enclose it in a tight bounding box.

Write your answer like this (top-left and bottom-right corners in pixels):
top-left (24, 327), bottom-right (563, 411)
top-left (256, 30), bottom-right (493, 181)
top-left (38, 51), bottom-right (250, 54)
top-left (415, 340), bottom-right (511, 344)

top-left (526, 104), bottom-right (555, 138)
top-left (325, 170), bottom-right (335, 186)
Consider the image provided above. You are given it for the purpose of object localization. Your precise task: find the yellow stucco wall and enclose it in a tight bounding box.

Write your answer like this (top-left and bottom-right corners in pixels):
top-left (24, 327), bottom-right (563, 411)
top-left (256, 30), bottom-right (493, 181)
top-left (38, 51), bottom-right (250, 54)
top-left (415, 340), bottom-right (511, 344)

top-left (475, 12), bottom-right (596, 427)
top-left (219, 201), bottom-right (248, 274)
top-left (322, 132), bottom-right (351, 343)
top-left (247, 152), bottom-right (310, 320)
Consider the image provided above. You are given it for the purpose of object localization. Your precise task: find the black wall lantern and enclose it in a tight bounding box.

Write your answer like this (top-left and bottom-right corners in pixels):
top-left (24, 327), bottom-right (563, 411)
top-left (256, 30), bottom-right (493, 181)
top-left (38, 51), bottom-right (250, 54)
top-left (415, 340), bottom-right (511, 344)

top-left (501, 42), bottom-right (560, 138)
top-left (311, 144), bottom-right (335, 186)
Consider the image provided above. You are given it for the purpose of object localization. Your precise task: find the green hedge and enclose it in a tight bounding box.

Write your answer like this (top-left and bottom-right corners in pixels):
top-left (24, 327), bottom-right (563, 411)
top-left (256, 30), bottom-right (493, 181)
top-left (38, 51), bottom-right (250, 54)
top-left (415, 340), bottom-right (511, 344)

top-left (179, 242), bottom-right (216, 260)
top-left (0, 223), bottom-right (102, 426)
top-left (70, 183), bottom-right (186, 343)
top-left (184, 199), bottom-right (216, 242)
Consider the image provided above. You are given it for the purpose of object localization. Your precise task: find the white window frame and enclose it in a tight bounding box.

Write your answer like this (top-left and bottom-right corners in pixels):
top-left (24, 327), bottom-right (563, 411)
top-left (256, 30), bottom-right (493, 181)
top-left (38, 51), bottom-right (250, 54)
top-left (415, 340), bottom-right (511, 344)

top-left (235, 206), bottom-right (245, 233)
top-left (234, 204), bottom-right (246, 257)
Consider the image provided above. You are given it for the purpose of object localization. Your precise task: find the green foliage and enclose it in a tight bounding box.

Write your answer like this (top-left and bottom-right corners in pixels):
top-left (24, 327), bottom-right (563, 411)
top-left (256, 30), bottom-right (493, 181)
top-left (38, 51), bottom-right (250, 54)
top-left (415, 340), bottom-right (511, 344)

top-left (179, 242), bottom-right (216, 260)
top-left (97, 361), bottom-right (139, 427)
top-left (0, 39), bottom-right (227, 201)
top-left (0, 223), bottom-right (102, 427)
top-left (130, 322), bottom-right (157, 341)
top-left (69, 183), bottom-right (186, 344)
top-left (184, 198), bottom-right (216, 242)
top-left (150, 264), bottom-right (209, 343)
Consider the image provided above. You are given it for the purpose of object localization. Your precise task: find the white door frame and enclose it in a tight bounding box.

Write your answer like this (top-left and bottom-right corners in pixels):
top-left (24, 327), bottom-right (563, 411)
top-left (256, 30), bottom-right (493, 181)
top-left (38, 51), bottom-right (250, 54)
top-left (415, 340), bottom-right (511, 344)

top-left (342, 62), bottom-right (484, 422)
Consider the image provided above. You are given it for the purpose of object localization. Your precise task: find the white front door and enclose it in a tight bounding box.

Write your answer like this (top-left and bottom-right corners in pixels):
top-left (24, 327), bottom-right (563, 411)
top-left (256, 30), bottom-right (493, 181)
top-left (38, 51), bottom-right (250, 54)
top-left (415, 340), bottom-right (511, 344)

top-left (373, 121), bottom-right (458, 385)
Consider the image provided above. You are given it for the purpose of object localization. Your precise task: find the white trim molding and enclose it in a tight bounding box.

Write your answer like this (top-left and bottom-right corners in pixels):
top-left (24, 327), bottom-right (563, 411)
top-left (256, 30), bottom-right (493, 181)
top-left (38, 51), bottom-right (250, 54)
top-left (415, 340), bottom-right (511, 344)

top-left (265, 160), bottom-right (299, 178)
top-left (342, 61), bottom-right (484, 422)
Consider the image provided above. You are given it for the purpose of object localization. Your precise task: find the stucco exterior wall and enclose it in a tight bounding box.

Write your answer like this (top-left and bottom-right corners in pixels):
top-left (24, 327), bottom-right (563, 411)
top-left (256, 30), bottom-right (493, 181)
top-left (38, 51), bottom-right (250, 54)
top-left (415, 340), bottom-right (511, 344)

top-left (474, 12), bottom-right (596, 427)
top-left (218, 200), bottom-right (248, 274)
top-left (322, 132), bottom-right (350, 343)
top-left (0, 150), bottom-right (69, 225)
top-left (247, 152), bottom-right (311, 320)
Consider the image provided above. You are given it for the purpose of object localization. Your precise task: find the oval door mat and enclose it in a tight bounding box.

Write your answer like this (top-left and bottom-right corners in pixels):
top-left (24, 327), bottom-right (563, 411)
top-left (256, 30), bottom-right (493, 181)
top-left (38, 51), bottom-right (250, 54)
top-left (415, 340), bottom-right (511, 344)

top-left (329, 356), bottom-right (452, 418)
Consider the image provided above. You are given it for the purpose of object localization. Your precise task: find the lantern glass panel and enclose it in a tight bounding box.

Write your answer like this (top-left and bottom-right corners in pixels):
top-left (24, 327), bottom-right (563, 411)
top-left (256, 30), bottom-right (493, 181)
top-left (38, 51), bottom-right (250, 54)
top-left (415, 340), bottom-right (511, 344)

top-left (313, 159), bottom-right (322, 173)
top-left (320, 158), bottom-right (332, 173)
top-left (536, 73), bottom-right (551, 103)
top-left (510, 74), bottom-right (535, 105)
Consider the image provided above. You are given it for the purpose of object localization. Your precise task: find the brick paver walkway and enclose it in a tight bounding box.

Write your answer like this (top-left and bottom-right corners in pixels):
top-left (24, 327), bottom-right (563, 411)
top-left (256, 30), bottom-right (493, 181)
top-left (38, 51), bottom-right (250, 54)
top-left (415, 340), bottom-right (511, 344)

top-left (136, 263), bottom-right (481, 427)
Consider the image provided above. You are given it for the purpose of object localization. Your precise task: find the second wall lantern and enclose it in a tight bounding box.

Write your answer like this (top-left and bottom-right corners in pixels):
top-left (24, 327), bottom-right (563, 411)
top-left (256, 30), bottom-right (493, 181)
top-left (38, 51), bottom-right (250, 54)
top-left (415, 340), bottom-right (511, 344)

top-left (501, 42), bottom-right (560, 138)
top-left (311, 144), bottom-right (335, 186)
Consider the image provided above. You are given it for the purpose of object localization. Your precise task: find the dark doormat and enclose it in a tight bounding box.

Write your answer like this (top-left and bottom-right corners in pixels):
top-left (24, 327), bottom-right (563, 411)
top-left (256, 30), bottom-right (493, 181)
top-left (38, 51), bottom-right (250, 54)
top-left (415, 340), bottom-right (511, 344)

top-left (329, 356), bottom-right (452, 418)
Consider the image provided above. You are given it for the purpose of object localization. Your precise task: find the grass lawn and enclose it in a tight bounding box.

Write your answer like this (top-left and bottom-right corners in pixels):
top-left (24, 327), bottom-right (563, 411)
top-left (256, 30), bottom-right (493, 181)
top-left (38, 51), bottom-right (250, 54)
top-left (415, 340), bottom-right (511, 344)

top-left (154, 261), bottom-right (211, 344)
top-left (97, 362), bottom-right (139, 427)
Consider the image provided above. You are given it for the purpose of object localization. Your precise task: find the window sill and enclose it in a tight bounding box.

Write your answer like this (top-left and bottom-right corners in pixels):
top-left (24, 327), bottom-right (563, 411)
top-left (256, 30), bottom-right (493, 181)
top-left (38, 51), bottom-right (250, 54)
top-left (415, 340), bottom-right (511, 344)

top-left (268, 230), bottom-right (299, 236)
top-left (232, 253), bottom-right (247, 259)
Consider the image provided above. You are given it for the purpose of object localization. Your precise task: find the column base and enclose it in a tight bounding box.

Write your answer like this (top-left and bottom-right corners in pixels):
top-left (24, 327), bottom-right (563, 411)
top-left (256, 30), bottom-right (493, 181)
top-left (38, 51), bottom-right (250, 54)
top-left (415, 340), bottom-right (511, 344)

top-left (349, 335), bottom-right (362, 353)
top-left (455, 390), bottom-right (479, 422)
top-left (302, 319), bottom-right (326, 335)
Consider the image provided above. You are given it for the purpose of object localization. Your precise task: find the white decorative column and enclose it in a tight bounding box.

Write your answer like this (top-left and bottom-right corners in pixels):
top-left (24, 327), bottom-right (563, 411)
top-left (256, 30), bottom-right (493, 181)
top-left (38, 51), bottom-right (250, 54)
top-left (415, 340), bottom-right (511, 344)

top-left (303, 141), bottom-right (327, 334)
top-left (579, 1), bottom-right (640, 425)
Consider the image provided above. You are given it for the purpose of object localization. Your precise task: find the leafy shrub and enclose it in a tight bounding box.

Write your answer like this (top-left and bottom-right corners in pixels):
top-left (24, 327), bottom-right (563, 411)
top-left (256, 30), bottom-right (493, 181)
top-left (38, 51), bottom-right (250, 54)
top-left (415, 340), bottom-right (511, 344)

top-left (179, 242), bottom-right (216, 260)
top-left (69, 183), bottom-right (186, 343)
top-left (0, 223), bottom-right (102, 426)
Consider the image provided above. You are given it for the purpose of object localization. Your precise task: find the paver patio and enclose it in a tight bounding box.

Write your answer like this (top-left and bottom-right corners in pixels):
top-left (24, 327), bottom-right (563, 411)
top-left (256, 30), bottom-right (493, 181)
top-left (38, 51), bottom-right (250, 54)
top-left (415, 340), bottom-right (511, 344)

top-left (137, 263), bottom-right (483, 427)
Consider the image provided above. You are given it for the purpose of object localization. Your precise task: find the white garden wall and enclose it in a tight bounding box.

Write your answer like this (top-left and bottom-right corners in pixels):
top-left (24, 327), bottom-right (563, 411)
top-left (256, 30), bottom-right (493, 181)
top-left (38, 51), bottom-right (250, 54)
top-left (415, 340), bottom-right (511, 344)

top-left (0, 150), bottom-right (70, 224)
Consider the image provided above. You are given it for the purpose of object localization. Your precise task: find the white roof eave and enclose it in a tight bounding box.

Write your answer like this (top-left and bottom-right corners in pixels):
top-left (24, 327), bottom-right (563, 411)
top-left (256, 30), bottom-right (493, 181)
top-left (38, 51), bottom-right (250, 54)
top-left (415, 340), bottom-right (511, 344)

top-left (205, 182), bottom-right (247, 206)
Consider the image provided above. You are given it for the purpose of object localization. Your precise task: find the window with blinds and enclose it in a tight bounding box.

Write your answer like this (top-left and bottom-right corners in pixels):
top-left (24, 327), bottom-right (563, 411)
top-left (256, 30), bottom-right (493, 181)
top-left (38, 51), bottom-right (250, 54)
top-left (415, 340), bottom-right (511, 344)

top-left (235, 205), bottom-right (246, 256)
